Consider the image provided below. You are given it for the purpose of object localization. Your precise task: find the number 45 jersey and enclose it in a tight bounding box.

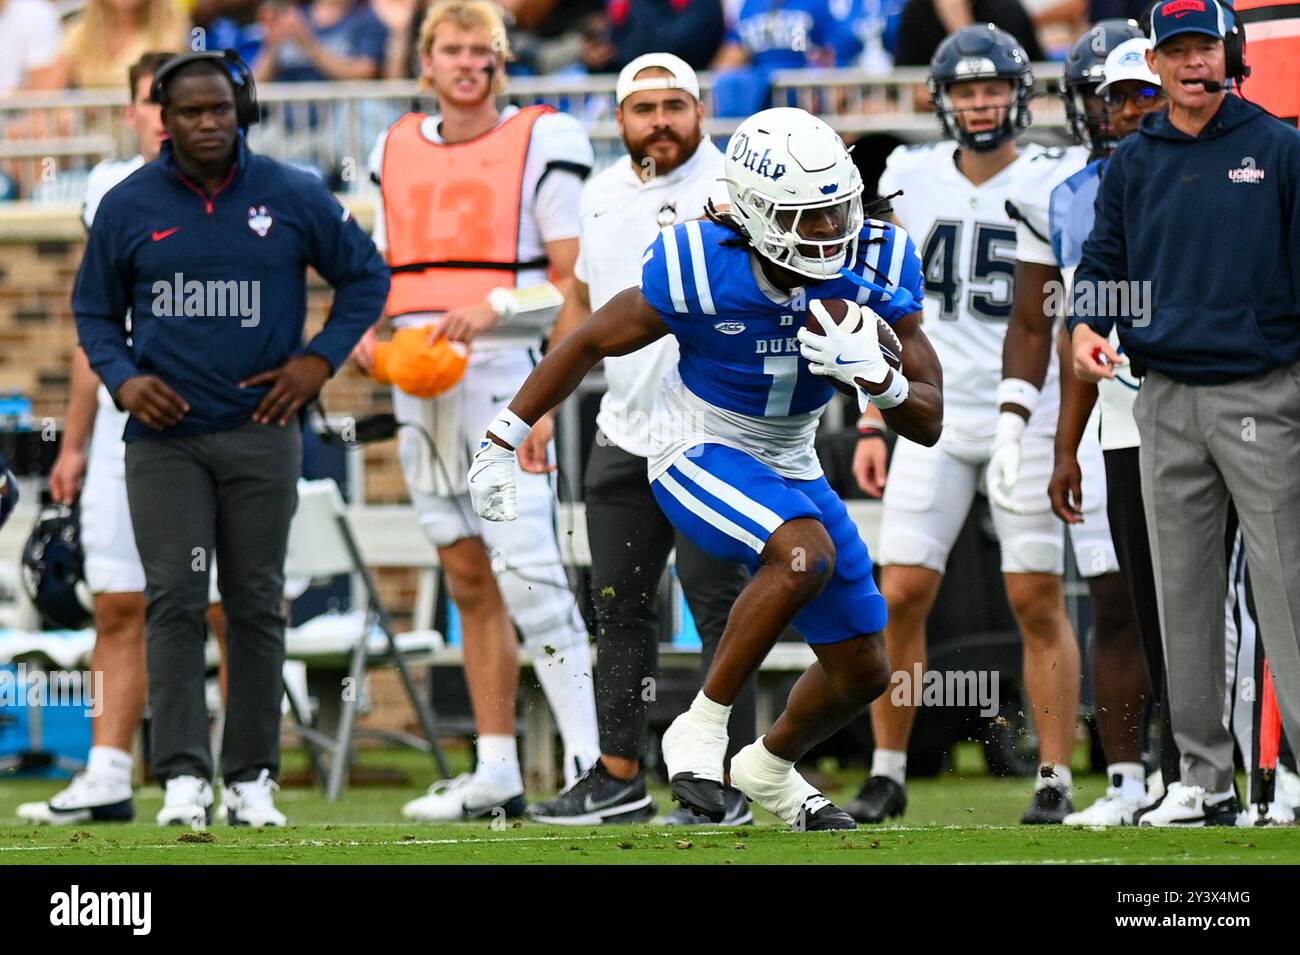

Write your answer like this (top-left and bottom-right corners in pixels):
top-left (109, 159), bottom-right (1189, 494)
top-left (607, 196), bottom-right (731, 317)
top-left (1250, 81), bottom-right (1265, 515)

top-left (879, 141), bottom-right (1081, 421)
top-left (639, 217), bottom-right (923, 482)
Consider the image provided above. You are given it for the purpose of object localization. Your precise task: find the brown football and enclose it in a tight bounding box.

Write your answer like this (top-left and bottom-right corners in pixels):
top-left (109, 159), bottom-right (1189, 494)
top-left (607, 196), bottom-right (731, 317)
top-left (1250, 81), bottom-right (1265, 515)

top-left (805, 298), bottom-right (904, 384)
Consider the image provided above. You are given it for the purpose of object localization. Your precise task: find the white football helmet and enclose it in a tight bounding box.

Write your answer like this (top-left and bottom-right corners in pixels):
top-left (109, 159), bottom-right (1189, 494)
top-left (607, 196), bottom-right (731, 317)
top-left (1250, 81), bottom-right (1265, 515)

top-left (724, 107), bottom-right (863, 281)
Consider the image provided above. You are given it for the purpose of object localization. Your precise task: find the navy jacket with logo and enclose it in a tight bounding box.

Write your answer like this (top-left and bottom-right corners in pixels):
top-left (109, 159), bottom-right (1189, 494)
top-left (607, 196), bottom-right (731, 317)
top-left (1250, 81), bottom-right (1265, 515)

top-left (1069, 94), bottom-right (1300, 384)
top-left (74, 136), bottom-right (389, 441)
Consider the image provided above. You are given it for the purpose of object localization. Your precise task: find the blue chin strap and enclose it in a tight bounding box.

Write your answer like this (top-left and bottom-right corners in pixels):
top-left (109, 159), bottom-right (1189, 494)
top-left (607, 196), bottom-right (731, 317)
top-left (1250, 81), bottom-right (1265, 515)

top-left (837, 267), bottom-right (920, 315)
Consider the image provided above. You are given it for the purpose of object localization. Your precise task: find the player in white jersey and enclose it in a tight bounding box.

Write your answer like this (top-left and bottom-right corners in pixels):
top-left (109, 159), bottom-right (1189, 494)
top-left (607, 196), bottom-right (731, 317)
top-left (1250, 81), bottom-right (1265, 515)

top-left (850, 24), bottom-right (1117, 826)
top-left (354, 1), bottom-right (599, 821)
top-left (18, 51), bottom-right (230, 827)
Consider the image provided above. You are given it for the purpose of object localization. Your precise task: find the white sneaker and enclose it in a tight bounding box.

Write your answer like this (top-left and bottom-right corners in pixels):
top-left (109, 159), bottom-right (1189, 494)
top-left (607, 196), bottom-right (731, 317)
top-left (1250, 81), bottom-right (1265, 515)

top-left (156, 775), bottom-right (214, 828)
top-left (16, 772), bottom-right (134, 826)
top-left (401, 773), bottom-right (525, 822)
top-left (729, 741), bottom-right (820, 827)
top-left (1063, 788), bottom-right (1144, 827)
top-left (1138, 782), bottom-right (1239, 827)
top-left (223, 770), bottom-right (287, 828)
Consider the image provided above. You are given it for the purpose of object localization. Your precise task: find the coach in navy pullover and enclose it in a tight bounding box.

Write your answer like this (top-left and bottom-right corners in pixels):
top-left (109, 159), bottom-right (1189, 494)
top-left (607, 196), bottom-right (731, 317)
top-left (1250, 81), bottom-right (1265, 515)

top-left (1066, 0), bottom-right (1300, 811)
top-left (68, 54), bottom-right (388, 809)
top-left (1067, 92), bottom-right (1300, 384)
top-left (74, 132), bottom-right (388, 441)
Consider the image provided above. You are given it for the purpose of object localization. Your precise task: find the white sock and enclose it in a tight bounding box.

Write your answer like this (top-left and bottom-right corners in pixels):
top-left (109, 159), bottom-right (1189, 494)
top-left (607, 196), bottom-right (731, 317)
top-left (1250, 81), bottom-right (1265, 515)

top-left (475, 734), bottom-right (522, 792)
top-left (735, 738), bottom-right (817, 825)
top-left (528, 630), bottom-right (600, 781)
top-left (1108, 762), bottom-right (1146, 800)
top-left (688, 690), bottom-right (732, 730)
top-left (1036, 763), bottom-right (1073, 793)
top-left (87, 745), bottom-right (132, 785)
top-left (870, 748), bottom-right (907, 786)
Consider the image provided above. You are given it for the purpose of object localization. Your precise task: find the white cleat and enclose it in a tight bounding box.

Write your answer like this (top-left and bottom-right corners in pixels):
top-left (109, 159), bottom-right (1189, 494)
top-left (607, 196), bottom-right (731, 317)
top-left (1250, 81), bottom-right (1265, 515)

top-left (223, 770), bottom-right (287, 828)
top-left (1063, 788), bottom-right (1144, 827)
top-left (1138, 782), bottom-right (1239, 827)
top-left (401, 773), bottom-right (526, 822)
top-left (156, 775), bottom-right (214, 828)
top-left (16, 773), bottom-right (134, 826)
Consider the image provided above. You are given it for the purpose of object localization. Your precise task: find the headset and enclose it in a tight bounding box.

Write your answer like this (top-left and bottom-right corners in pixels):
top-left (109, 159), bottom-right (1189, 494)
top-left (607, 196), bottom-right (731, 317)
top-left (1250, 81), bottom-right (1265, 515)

top-left (150, 49), bottom-right (260, 128)
top-left (1223, 2), bottom-right (1251, 84)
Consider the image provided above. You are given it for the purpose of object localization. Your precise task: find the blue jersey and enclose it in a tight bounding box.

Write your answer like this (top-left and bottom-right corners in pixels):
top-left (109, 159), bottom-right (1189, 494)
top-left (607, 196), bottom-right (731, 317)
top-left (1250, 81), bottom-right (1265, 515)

top-left (638, 217), bottom-right (923, 480)
top-left (727, 0), bottom-right (858, 70)
top-left (1049, 157), bottom-right (1105, 277)
top-left (641, 218), bottom-right (922, 416)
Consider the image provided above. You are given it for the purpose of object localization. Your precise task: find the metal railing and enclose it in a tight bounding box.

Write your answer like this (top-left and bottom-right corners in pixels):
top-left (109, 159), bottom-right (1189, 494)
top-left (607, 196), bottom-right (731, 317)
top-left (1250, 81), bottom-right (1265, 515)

top-left (0, 64), bottom-right (1069, 202)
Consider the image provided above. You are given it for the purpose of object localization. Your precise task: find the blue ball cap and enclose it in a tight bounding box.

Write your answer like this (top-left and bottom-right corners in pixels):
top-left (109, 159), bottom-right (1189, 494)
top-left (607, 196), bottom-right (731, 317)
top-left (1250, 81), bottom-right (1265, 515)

top-left (1149, 0), bottom-right (1228, 47)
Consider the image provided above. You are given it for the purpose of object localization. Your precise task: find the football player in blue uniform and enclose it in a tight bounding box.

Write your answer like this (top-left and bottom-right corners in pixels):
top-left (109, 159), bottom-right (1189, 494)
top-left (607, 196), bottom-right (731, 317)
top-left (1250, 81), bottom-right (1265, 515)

top-left (468, 107), bottom-right (943, 830)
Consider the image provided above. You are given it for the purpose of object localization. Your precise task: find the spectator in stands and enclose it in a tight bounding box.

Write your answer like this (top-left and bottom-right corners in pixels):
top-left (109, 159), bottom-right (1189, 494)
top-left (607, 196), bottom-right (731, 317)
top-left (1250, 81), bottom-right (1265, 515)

top-left (608, 0), bottom-right (726, 69)
top-left (0, 0), bottom-right (64, 93)
top-left (372, 0), bottom-right (428, 78)
top-left (845, 0), bottom-right (909, 73)
top-left (1088, 0), bottom-right (1149, 23)
top-left (254, 0), bottom-right (388, 82)
top-left (711, 0), bottom-right (862, 115)
top-left (47, 0), bottom-right (190, 90)
top-left (892, 0), bottom-right (1043, 108)
top-left (893, 0), bottom-right (1043, 66)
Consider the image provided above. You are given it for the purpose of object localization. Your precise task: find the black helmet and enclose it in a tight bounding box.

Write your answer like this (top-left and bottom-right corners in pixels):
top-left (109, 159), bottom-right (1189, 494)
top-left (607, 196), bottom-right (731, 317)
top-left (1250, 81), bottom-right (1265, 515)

top-left (927, 24), bottom-right (1034, 152)
top-left (1062, 18), bottom-right (1144, 155)
top-left (21, 502), bottom-right (94, 630)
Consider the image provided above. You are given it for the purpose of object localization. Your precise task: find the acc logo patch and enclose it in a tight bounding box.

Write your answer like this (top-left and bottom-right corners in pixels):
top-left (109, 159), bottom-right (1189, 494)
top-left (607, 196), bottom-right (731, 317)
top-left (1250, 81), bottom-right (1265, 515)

top-left (714, 321), bottom-right (746, 335)
top-left (247, 205), bottom-right (273, 237)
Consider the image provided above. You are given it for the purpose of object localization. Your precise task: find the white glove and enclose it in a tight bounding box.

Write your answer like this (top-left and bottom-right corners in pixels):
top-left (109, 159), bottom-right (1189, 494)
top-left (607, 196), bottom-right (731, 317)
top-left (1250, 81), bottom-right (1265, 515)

top-left (986, 412), bottom-right (1027, 512)
top-left (468, 439), bottom-right (518, 522)
top-left (796, 300), bottom-right (892, 389)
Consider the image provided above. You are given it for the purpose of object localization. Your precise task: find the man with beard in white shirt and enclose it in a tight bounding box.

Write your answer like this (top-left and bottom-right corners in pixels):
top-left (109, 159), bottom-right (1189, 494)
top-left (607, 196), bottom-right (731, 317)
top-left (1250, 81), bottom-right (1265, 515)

top-left (525, 54), bottom-right (758, 826)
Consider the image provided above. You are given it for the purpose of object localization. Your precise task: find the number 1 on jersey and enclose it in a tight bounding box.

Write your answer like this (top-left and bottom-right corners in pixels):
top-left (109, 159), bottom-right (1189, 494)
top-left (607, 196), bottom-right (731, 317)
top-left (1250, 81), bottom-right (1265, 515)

top-left (763, 356), bottom-right (799, 416)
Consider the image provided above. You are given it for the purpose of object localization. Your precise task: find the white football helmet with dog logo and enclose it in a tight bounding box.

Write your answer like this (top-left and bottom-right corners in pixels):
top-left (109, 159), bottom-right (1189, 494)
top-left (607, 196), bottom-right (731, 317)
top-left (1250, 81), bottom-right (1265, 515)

top-left (724, 107), bottom-right (863, 280)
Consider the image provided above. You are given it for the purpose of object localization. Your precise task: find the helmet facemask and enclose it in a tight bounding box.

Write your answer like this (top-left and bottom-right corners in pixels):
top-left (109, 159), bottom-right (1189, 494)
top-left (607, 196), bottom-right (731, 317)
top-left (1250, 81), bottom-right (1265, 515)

top-left (932, 78), bottom-right (1028, 152)
top-left (733, 185), bottom-right (864, 281)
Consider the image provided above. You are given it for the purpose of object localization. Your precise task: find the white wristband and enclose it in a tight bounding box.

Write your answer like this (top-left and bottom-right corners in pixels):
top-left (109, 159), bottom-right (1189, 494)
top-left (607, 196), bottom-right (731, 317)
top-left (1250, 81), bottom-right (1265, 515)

top-left (867, 372), bottom-right (910, 410)
top-left (486, 409), bottom-right (531, 450)
top-left (996, 377), bottom-right (1040, 418)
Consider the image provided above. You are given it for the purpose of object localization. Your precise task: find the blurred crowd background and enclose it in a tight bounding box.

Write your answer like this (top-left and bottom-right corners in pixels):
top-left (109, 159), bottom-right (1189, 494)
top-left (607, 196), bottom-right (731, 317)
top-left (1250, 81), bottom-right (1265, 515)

top-left (0, 0), bottom-right (1158, 202)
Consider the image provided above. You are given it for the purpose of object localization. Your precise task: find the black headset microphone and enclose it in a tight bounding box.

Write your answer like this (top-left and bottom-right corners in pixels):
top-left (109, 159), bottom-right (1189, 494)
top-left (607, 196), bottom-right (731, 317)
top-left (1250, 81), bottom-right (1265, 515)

top-left (1191, 78), bottom-right (1227, 92)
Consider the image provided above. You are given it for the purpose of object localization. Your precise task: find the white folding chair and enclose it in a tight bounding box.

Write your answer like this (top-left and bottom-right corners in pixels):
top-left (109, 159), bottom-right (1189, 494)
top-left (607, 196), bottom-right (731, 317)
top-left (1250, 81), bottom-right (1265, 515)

top-left (284, 479), bottom-right (451, 800)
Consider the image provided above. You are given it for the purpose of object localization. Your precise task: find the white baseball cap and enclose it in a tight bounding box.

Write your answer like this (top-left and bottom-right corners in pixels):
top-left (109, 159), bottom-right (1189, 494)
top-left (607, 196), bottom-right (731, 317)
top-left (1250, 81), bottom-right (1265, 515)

top-left (615, 52), bottom-right (701, 106)
top-left (1097, 38), bottom-right (1161, 95)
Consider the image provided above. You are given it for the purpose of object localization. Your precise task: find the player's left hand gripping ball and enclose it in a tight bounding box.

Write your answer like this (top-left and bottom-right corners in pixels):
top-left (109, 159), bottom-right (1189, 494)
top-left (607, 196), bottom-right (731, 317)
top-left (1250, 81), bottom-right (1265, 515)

top-left (468, 439), bottom-right (518, 522)
top-left (797, 299), bottom-right (892, 389)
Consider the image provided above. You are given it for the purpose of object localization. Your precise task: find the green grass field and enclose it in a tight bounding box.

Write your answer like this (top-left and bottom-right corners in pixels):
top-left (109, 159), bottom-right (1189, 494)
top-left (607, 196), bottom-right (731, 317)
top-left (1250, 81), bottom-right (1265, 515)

top-left (2, 746), bottom-right (1295, 864)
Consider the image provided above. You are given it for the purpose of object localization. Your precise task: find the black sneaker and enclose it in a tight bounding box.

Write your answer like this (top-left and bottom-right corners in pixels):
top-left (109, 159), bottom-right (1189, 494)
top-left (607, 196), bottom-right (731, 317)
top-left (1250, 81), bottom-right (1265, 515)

top-left (662, 786), bottom-right (754, 826)
top-left (846, 775), bottom-right (907, 824)
top-left (527, 761), bottom-right (656, 825)
top-left (1022, 785), bottom-right (1074, 824)
top-left (793, 794), bottom-right (857, 831)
